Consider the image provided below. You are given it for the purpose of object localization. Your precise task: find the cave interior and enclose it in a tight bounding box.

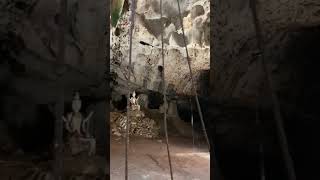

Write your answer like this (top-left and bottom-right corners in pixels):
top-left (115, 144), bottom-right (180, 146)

top-left (0, 0), bottom-right (320, 180)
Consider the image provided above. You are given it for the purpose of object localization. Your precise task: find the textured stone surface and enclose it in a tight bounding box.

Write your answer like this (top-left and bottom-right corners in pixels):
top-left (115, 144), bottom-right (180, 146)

top-left (211, 0), bottom-right (320, 101)
top-left (111, 0), bottom-right (210, 96)
top-left (0, 0), bottom-right (108, 159)
top-left (0, 0), bottom-right (108, 102)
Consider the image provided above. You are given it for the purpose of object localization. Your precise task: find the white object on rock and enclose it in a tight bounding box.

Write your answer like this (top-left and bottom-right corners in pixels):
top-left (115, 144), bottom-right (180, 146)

top-left (129, 91), bottom-right (141, 111)
top-left (62, 92), bottom-right (96, 156)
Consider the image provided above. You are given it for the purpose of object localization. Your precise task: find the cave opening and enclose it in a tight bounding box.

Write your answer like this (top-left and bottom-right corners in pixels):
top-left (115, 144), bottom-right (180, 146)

top-left (226, 25), bottom-right (320, 180)
top-left (260, 26), bottom-right (320, 180)
top-left (176, 99), bottom-right (203, 133)
top-left (0, 95), bottom-right (97, 156)
top-left (112, 94), bottom-right (127, 111)
top-left (206, 25), bottom-right (320, 180)
top-left (13, 105), bottom-right (55, 154)
top-left (283, 26), bottom-right (320, 112)
top-left (0, 93), bottom-right (56, 156)
top-left (147, 92), bottom-right (164, 109)
top-left (278, 25), bottom-right (320, 179)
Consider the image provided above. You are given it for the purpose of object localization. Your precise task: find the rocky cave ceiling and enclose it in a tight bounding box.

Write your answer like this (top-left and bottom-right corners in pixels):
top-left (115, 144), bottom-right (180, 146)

top-left (1, 0), bottom-right (319, 107)
top-left (111, 0), bottom-right (320, 106)
top-left (111, 0), bottom-right (210, 97)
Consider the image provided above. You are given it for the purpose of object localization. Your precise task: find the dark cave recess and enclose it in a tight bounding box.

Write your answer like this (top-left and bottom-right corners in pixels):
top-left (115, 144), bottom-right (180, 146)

top-left (212, 26), bottom-right (320, 180)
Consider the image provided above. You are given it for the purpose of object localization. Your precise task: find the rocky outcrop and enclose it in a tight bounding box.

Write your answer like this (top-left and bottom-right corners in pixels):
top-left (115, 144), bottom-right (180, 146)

top-left (211, 1), bottom-right (320, 179)
top-left (0, 0), bottom-right (108, 103)
top-left (211, 0), bottom-right (320, 102)
top-left (111, 0), bottom-right (210, 96)
top-left (0, 0), bottom-right (108, 152)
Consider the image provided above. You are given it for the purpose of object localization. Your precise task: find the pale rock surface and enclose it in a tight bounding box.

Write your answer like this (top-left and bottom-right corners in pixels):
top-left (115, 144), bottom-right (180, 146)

top-left (111, 0), bottom-right (210, 95)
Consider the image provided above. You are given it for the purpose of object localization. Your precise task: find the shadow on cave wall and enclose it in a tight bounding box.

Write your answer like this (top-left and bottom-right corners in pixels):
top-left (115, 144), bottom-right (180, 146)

top-left (279, 25), bottom-right (320, 180)
top-left (0, 87), bottom-right (96, 156)
top-left (0, 93), bottom-right (55, 155)
top-left (200, 26), bottom-right (320, 180)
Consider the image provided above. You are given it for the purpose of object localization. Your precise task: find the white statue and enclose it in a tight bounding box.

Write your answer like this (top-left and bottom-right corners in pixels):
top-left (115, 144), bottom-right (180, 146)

top-left (62, 92), bottom-right (94, 137)
top-left (62, 92), bottom-right (95, 156)
top-left (129, 91), bottom-right (140, 111)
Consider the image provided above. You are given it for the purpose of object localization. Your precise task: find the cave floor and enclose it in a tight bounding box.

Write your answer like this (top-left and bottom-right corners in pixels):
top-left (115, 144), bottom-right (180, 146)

top-left (110, 135), bottom-right (210, 180)
top-left (0, 153), bottom-right (107, 179)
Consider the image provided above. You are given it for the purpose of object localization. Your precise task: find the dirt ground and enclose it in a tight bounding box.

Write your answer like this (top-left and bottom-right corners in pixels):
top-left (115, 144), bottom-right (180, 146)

top-left (110, 135), bottom-right (210, 180)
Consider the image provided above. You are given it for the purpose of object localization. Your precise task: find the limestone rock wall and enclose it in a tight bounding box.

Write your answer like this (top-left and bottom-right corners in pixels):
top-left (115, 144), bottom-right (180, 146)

top-left (211, 0), bottom-right (320, 102)
top-left (0, 0), bottom-right (108, 148)
top-left (111, 0), bottom-right (210, 96)
top-left (0, 0), bottom-right (108, 103)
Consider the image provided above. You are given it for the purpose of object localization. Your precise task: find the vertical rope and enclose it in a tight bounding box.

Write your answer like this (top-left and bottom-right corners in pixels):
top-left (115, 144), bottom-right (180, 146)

top-left (249, 0), bottom-right (296, 179)
top-left (160, 0), bottom-right (174, 179)
top-left (175, 0), bottom-right (210, 151)
top-left (54, 0), bottom-right (67, 179)
top-left (175, 2), bottom-right (226, 178)
top-left (190, 98), bottom-right (195, 152)
top-left (292, 0), bottom-right (299, 24)
top-left (125, 0), bottom-right (136, 179)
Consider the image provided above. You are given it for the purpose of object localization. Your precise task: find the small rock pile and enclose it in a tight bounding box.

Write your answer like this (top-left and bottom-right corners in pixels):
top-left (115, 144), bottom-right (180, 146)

top-left (111, 110), bottom-right (160, 138)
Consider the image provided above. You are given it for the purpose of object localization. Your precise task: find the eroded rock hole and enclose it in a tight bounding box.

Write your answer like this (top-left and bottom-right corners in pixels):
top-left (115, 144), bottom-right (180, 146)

top-left (1, 95), bottom-right (55, 154)
top-left (158, 65), bottom-right (163, 73)
top-left (176, 98), bottom-right (209, 134)
top-left (112, 94), bottom-right (127, 111)
top-left (191, 5), bottom-right (205, 19)
top-left (114, 27), bottom-right (121, 36)
top-left (139, 41), bottom-right (153, 47)
top-left (147, 92), bottom-right (163, 109)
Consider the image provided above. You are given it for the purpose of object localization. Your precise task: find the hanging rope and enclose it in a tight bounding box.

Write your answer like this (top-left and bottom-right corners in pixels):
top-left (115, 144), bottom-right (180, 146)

top-left (189, 98), bottom-right (195, 152)
top-left (292, 0), bottom-right (299, 24)
top-left (125, 0), bottom-right (136, 179)
top-left (175, 0), bottom-right (210, 151)
top-left (249, 0), bottom-right (296, 180)
top-left (175, 2), bottom-right (226, 178)
top-left (160, 0), bottom-right (174, 179)
top-left (54, 0), bottom-right (67, 179)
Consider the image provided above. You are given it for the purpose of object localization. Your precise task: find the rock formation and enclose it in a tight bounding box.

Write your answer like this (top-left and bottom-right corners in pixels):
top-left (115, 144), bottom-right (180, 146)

top-left (211, 0), bottom-right (320, 102)
top-left (111, 0), bottom-right (210, 97)
top-left (0, 0), bottom-right (108, 156)
top-left (211, 1), bottom-right (320, 179)
top-left (0, 0), bottom-right (107, 103)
